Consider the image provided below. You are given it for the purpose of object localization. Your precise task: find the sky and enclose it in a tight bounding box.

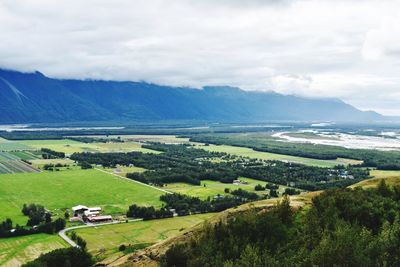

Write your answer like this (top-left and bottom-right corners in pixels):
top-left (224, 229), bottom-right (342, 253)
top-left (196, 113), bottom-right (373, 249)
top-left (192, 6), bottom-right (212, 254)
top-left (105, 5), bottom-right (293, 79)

top-left (0, 0), bottom-right (399, 115)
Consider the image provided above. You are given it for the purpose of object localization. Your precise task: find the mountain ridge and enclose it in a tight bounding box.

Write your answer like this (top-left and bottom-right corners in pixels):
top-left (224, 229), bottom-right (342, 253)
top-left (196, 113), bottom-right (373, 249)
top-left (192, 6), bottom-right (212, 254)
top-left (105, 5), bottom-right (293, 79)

top-left (0, 68), bottom-right (384, 124)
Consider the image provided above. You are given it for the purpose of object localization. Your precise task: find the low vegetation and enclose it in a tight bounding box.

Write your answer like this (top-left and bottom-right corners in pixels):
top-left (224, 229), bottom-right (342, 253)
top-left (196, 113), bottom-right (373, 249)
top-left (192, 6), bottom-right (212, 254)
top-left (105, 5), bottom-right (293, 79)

top-left (162, 182), bottom-right (400, 267)
top-left (71, 143), bottom-right (369, 191)
top-left (189, 133), bottom-right (400, 170)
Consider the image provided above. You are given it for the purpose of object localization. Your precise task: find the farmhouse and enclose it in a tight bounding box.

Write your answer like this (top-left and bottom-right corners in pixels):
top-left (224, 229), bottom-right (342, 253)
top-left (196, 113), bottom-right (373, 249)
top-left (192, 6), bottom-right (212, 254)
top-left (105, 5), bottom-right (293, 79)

top-left (71, 204), bottom-right (113, 223)
top-left (72, 205), bottom-right (89, 216)
top-left (87, 215), bottom-right (113, 223)
top-left (84, 207), bottom-right (102, 217)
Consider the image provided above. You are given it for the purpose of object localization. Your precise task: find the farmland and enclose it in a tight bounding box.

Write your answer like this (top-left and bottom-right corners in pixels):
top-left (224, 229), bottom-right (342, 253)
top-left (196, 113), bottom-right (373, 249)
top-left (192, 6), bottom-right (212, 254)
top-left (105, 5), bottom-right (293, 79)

top-left (0, 234), bottom-right (67, 267)
top-left (74, 213), bottom-right (215, 260)
top-left (0, 137), bottom-right (33, 151)
top-left (195, 144), bottom-right (361, 168)
top-left (0, 131), bottom-right (390, 266)
top-left (163, 177), bottom-right (300, 199)
top-left (349, 170), bottom-right (400, 189)
top-left (117, 134), bottom-right (360, 167)
top-left (0, 169), bottom-right (165, 225)
top-left (17, 139), bottom-right (160, 155)
top-left (0, 151), bottom-right (39, 174)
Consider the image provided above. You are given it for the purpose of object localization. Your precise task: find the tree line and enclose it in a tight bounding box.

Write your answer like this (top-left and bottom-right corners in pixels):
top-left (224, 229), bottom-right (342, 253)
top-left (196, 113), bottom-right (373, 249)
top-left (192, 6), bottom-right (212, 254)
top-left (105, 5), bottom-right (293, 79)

top-left (189, 134), bottom-right (400, 170)
top-left (0, 203), bottom-right (65, 238)
top-left (162, 181), bottom-right (400, 267)
top-left (71, 143), bottom-right (369, 191)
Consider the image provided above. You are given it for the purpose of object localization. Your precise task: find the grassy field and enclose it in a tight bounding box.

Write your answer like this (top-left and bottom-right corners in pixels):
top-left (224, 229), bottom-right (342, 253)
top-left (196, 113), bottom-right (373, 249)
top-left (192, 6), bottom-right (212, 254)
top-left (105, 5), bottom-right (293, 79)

top-left (29, 158), bottom-right (76, 169)
top-left (8, 151), bottom-right (40, 161)
top-left (163, 177), bottom-right (299, 199)
top-left (104, 166), bottom-right (146, 177)
top-left (17, 139), bottom-right (160, 155)
top-left (0, 138), bottom-right (33, 151)
top-left (0, 169), bottom-right (164, 225)
top-left (117, 135), bottom-right (191, 144)
top-left (195, 144), bottom-right (356, 167)
top-left (350, 170), bottom-right (400, 189)
top-left (0, 234), bottom-right (67, 267)
top-left (75, 213), bottom-right (214, 259)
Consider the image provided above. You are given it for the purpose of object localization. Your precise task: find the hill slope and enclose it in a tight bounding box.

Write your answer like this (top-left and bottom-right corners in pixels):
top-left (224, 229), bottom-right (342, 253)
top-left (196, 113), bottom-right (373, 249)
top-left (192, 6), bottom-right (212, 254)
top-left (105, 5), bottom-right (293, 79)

top-left (0, 69), bottom-right (382, 124)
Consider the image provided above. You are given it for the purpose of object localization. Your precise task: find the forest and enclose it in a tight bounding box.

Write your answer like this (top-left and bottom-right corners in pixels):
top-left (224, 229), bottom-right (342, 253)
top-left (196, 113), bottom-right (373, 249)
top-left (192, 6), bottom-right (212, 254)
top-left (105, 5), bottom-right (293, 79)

top-left (189, 134), bottom-right (400, 170)
top-left (162, 181), bottom-right (400, 267)
top-left (71, 143), bottom-right (369, 191)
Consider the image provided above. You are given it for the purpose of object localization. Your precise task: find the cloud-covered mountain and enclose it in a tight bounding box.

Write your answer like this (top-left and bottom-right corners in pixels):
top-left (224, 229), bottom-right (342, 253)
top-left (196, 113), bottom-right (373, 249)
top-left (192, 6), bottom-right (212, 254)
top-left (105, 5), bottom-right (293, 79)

top-left (0, 69), bottom-right (383, 124)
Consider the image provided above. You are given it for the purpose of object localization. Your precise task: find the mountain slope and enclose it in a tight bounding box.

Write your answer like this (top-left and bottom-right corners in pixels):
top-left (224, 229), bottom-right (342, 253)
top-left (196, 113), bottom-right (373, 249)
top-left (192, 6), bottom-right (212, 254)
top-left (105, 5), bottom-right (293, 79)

top-left (0, 69), bottom-right (383, 124)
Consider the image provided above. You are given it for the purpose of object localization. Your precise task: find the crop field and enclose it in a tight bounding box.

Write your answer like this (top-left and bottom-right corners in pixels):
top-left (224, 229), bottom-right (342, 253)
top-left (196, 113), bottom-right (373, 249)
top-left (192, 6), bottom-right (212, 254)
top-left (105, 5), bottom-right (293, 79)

top-left (163, 177), bottom-right (300, 199)
top-left (104, 166), bottom-right (146, 177)
top-left (117, 135), bottom-right (192, 144)
top-left (0, 138), bottom-right (33, 151)
top-left (0, 234), bottom-right (67, 267)
top-left (0, 152), bottom-right (40, 174)
top-left (0, 169), bottom-right (165, 225)
top-left (17, 139), bottom-right (161, 155)
top-left (195, 144), bottom-right (355, 167)
top-left (7, 151), bottom-right (41, 161)
top-left (93, 141), bottom-right (161, 154)
top-left (350, 170), bottom-right (400, 189)
top-left (29, 158), bottom-right (76, 169)
top-left (75, 213), bottom-right (214, 259)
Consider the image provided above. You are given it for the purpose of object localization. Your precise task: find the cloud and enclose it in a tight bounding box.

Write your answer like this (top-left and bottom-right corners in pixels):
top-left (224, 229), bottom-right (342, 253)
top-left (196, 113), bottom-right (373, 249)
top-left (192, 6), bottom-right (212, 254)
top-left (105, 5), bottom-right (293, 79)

top-left (0, 0), bottom-right (399, 115)
top-left (362, 17), bottom-right (400, 60)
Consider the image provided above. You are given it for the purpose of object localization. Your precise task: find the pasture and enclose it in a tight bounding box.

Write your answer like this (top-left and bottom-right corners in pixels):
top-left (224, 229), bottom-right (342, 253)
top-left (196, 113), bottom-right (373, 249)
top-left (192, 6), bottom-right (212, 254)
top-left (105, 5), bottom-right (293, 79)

top-left (0, 169), bottom-right (164, 225)
top-left (0, 138), bottom-right (33, 151)
top-left (163, 177), bottom-right (299, 199)
top-left (195, 144), bottom-right (356, 167)
top-left (75, 213), bottom-right (214, 259)
top-left (17, 139), bottom-right (161, 155)
top-left (350, 170), bottom-right (400, 189)
top-left (0, 234), bottom-right (66, 267)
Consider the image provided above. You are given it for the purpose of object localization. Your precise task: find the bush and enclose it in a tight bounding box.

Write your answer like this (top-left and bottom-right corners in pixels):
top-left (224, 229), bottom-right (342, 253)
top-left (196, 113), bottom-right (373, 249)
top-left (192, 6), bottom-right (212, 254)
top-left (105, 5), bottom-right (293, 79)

top-left (22, 247), bottom-right (93, 267)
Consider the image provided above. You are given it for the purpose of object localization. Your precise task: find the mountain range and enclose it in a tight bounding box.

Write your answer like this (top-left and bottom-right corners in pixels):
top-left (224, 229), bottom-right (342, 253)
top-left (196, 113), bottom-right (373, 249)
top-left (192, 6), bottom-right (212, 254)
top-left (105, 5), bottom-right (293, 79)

top-left (0, 69), bottom-right (384, 124)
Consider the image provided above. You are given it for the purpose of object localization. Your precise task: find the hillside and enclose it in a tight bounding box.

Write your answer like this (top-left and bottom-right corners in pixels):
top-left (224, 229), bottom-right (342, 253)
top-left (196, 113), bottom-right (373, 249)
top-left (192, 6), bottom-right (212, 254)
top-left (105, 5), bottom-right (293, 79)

top-left (0, 69), bottom-right (383, 124)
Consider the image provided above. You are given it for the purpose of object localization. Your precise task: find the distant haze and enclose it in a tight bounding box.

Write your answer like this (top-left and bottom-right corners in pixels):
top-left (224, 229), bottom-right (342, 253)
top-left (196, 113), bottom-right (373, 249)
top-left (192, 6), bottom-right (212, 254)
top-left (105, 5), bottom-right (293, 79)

top-left (0, 0), bottom-right (399, 115)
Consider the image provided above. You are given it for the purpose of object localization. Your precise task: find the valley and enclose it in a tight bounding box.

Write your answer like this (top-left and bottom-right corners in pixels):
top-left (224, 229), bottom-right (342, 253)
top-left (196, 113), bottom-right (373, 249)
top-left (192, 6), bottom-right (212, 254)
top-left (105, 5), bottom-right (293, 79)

top-left (0, 126), bottom-right (399, 266)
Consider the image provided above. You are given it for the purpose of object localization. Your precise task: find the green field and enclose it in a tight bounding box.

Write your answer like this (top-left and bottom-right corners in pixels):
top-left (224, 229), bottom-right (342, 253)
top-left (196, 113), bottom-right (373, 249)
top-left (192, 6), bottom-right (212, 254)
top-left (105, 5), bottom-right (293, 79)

top-left (350, 170), bottom-right (400, 189)
top-left (75, 213), bottom-right (214, 259)
top-left (17, 139), bottom-right (160, 155)
top-left (0, 169), bottom-right (164, 224)
top-left (164, 177), bottom-right (299, 199)
top-left (7, 151), bottom-right (41, 161)
top-left (195, 144), bottom-right (359, 167)
top-left (0, 152), bottom-right (40, 174)
top-left (0, 138), bottom-right (33, 152)
top-left (0, 233), bottom-right (67, 267)
top-left (29, 158), bottom-right (76, 169)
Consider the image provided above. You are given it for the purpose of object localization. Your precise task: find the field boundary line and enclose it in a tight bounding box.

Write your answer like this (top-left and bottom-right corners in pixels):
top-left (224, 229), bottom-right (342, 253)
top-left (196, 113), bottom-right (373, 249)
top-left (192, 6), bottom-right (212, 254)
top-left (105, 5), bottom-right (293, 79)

top-left (94, 168), bottom-right (172, 194)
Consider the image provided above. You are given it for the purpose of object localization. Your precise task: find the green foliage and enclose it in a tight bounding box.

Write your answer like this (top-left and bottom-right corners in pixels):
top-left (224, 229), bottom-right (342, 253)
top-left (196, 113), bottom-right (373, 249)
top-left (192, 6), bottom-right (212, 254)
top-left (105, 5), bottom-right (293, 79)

top-left (22, 247), bottom-right (93, 267)
top-left (162, 186), bottom-right (400, 267)
top-left (189, 134), bottom-right (400, 170)
top-left (71, 143), bottom-right (369, 191)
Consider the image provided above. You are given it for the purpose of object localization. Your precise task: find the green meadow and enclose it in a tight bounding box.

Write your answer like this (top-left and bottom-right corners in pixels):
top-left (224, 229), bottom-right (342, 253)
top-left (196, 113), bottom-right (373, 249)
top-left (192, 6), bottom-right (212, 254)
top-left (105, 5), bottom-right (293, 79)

top-left (0, 234), bottom-right (67, 267)
top-left (163, 177), bottom-right (299, 199)
top-left (75, 213), bottom-right (214, 259)
top-left (17, 139), bottom-right (160, 155)
top-left (195, 144), bottom-right (356, 167)
top-left (0, 169), bottom-right (164, 225)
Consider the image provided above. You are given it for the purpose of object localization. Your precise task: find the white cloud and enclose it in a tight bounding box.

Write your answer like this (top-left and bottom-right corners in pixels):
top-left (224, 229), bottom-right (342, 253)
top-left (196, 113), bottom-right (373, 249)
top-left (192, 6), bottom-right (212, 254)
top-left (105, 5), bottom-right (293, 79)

top-left (0, 0), bottom-right (399, 115)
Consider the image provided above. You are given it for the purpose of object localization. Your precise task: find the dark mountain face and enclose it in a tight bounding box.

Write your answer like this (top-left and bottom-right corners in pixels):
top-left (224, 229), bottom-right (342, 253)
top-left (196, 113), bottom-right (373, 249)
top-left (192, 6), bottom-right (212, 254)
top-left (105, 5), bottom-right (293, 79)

top-left (0, 69), bottom-right (382, 124)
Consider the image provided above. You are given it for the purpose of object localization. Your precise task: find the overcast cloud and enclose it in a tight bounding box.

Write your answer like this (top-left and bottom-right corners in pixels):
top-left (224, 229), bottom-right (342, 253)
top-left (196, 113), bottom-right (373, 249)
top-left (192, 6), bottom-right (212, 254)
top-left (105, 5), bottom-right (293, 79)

top-left (0, 0), bottom-right (399, 115)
